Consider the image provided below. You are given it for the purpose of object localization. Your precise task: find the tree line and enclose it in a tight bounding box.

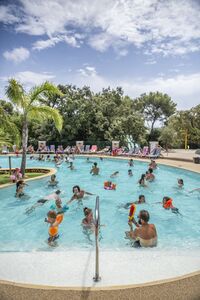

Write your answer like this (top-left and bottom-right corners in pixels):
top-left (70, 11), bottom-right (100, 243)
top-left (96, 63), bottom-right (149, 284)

top-left (1, 80), bottom-right (200, 156)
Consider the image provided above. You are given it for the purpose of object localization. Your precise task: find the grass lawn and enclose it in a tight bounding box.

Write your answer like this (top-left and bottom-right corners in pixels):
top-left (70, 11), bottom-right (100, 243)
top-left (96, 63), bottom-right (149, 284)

top-left (0, 172), bottom-right (45, 185)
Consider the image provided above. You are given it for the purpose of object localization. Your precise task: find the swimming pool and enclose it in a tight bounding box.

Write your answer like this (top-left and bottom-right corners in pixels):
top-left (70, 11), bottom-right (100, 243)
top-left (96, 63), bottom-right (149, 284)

top-left (0, 156), bottom-right (200, 252)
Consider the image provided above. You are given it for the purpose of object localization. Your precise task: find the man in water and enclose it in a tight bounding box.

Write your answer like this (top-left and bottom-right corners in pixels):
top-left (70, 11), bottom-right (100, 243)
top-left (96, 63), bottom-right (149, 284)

top-left (125, 210), bottom-right (157, 248)
top-left (25, 190), bottom-right (61, 214)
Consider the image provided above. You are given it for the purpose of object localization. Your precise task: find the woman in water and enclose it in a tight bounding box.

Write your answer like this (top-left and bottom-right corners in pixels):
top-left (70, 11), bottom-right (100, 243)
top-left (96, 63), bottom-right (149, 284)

top-left (138, 174), bottom-right (147, 187)
top-left (67, 185), bottom-right (94, 204)
top-left (82, 207), bottom-right (95, 229)
top-left (48, 174), bottom-right (58, 187)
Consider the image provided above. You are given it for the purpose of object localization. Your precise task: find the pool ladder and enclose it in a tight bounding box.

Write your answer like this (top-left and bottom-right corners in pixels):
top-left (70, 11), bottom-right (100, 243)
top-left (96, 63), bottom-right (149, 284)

top-left (93, 196), bottom-right (101, 282)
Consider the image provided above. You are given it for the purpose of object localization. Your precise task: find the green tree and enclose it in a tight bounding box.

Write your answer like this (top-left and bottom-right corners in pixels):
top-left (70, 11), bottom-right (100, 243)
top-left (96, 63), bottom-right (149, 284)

top-left (5, 79), bottom-right (63, 176)
top-left (135, 92), bottom-right (177, 139)
top-left (0, 104), bottom-right (20, 148)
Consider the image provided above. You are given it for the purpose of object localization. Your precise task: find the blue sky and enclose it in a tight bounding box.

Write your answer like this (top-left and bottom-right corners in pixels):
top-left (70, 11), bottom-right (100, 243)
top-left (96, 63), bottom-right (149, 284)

top-left (0, 0), bottom-right (200, 109)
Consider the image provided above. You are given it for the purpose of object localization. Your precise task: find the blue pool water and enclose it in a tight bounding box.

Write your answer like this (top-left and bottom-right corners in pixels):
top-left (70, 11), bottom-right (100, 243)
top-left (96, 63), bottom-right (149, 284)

top-left (0, 156), bottom-right (200, 252)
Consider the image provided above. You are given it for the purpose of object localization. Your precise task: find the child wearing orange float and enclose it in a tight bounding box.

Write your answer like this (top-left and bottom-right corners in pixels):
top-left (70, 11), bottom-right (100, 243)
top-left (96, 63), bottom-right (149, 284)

top-left (45, 210), bottom-right (63, 244)
top-left (162, 196), bottom-right (181, 215)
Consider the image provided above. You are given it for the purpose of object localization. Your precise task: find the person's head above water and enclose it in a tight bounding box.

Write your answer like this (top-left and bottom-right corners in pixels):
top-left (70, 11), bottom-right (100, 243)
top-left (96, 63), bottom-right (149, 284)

top-left (138, 195), bottom-right (145, 203)
top-left (138, 210), bottom-right (149, 223)
top-left (94, 162), bottom-right (97, 166)
top-left (73, 185), bottom-right (81, 193)
top-left (55, 190), bottom-right (61, 194)
top-left (83, 207), bottom-right (92, 217)
top-left (178, 178), bottom-right (184, 185)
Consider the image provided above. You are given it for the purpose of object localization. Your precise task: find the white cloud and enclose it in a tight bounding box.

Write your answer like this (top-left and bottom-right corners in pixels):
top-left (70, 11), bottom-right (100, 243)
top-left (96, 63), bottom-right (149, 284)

top-left (0, 0), bottom-right (199, 56)
top-left (14, 71), bottom-right (55, 86)
top-left (32, 34), bottom-right (80, 50)
top-left (3, 47), bottom-right (30, 63)
top-left (77, 66), bottom-right (97, 77)
top-left (0, 5), bottom-right (19, 24)
top-left (70, 69), bottom-right (200, 110)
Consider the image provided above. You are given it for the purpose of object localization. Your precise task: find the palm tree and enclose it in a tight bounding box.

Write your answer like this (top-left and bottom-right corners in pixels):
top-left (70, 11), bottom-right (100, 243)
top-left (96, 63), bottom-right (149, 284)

top-left (5, 79), bottom-right (63, 176)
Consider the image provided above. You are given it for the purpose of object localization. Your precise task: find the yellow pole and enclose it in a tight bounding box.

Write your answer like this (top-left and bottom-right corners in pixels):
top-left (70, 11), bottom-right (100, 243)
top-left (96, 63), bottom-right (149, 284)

top-left (185, 129), bottom-right (188, 150)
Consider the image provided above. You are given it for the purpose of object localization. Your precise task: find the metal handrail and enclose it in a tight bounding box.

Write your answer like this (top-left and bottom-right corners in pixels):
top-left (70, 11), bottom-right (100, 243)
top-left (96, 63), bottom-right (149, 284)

top-left (93, 196), bottom-right (101, 282)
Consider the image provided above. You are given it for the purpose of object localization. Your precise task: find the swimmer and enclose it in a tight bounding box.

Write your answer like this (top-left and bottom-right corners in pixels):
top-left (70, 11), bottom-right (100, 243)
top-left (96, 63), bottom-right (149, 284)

top-left (90, 162), bottom-right (99, 175)
top-left (149, 160), bottom-right (157, 170)
top-left (45, 210), bottom-right (60, 245)
top-left (128, 159), bottom-right (134, 167)
top-left (125, 210), bottom-right (157, 248)
top-left (68, 161), bottom-right (75, 170)
top-left (67, 186), bottom-right (94, 204)
top-left (15, 180), bottom-right (28, 198)
top-left (138, 174), bottom-right (147, 187)
top-left (25, 190), bottom-right (61, 214)
top-left (119, 195), bottom-right (146, 210)
top-left (48, 174), bottom-right (58, 187)
top-left (189, 188), bottom-right (200, 193)
top-left (82, 207), bottom-right (95, 230)
top-left (86, 157), bottom-right (93, 163)
top-left (146, 168), bottom-right (155, 182)
top-left (162, 196), bottom-right (181, 215)
top-left (110, 171), bottom-right (119, 178)
top-left (128, 169), bottom-right (133, 176)
top-left (177, 178), bottom-right (184, 188)
top-left (46, 154), bottom-right (51, 161)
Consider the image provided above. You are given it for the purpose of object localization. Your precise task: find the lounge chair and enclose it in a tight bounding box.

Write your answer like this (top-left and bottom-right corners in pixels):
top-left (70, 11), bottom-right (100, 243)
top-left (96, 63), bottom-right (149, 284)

top-left (84, 145), bottom-right (91, 153)
top-left (138, 146), bottom-right (149, 157)
top-left (97, 146), bottom-right (111, 155)
top-left (147, 146), bottom-right (162, 159)
top-left (2, 145), bottom-right (9, 154)
top-left (90, 145), bottom-right (98, 153)
top-left (50, 145), bottom-right (55, 153)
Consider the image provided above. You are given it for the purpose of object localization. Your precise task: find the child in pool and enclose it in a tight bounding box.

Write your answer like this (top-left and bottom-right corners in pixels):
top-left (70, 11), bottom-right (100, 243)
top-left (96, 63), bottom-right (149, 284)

top-left (45, 210), bottom-right (61, 244)
top-left (48, 174), bottom-right (58, 187)
top-left (128, 169), bottom-right (133, 176)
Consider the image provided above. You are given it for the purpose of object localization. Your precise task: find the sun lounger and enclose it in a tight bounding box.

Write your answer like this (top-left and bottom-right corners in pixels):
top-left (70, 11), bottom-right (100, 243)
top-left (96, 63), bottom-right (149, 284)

top-left (147, 146), bottom-right (162, 159)
top-left (90, 145), bottom-right (98, 153)
top-left (138, 146), bottom-right (149, 157)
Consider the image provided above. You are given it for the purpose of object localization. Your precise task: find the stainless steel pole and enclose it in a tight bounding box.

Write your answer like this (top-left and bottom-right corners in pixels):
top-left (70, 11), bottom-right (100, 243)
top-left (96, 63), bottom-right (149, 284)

top-left (93, 196), bottom-right (101, 282)
top-left (8, 156), bottom-right (12, 175)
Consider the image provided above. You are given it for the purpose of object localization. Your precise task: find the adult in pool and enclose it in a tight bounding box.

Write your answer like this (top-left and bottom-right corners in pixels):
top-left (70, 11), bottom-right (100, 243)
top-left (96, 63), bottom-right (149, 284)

top-left (25, 190), bottom-right (61, 214)
top-left (82, 207), bottom-right (95, 230)
top-left (67, 186), bottom-right (94, 204)
top-left (125, 210), bottom-right (157, 248)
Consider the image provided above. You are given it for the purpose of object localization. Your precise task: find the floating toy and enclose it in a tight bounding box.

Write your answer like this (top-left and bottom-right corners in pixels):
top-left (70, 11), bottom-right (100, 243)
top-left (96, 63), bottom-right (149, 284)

top-left (128, 203), bottom-right (136, 222)
top-left (104, 181), bottom-right (116, 190)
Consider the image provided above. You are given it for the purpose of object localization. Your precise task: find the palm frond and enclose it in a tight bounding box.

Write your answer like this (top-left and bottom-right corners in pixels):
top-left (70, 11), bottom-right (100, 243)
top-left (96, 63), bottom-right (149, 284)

top-left (5, 79), bottom-right (25, 107)
top-left (29, 82), bottom-right (63, 105)
top-left (28, 106), bottom-right (63, 132)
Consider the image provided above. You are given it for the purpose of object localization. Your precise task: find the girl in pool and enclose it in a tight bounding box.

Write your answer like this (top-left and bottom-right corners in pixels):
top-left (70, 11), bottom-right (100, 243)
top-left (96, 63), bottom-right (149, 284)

top-left (162, 196), bottom-right (181, 215)
top-left (177, 178), bottom-right (184, 188)
top-left (67, 185), bottom-right (94, 204)
top-left (138, 174), bottom-right (148, 187)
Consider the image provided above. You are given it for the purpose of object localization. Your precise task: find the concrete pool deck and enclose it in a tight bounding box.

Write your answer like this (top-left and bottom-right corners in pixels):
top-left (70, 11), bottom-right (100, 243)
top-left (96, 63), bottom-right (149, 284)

top-left (0, 152), bottom-right (200, 299)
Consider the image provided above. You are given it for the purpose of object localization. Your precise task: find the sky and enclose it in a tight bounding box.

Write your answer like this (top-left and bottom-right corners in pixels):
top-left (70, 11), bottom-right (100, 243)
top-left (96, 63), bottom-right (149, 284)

top-left (0, 0), bottom-right (200, 110)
